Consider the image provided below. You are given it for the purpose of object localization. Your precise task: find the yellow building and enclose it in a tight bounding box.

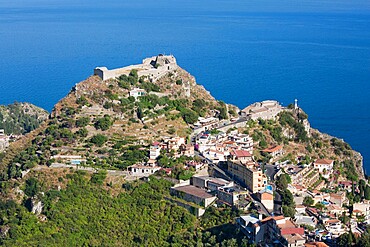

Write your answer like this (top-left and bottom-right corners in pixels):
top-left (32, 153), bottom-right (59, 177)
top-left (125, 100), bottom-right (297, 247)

top-left (228, 161), bottom-right (267, 193)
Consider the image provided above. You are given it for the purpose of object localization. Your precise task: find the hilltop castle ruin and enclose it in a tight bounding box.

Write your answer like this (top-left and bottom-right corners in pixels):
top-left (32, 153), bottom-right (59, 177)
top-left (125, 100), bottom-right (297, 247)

top-left (94, 54), bottom-right (177, 81)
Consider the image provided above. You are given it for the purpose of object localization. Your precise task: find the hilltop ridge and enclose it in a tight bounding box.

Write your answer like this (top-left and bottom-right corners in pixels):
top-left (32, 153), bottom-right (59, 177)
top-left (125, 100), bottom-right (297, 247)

top-left (0, 54), bottom-right (366, 246)
top-left (0, 55), bottom-right (364, 181)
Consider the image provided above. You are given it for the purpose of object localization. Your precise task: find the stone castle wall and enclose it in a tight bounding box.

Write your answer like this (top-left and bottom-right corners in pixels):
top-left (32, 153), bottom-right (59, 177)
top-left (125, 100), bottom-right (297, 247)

top-left (94, 54), bottom-right (178, 81)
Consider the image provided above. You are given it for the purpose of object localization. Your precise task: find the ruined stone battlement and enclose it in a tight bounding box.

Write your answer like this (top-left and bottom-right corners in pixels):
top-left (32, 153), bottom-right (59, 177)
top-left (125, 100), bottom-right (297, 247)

top-left (94, 54), bottom-right (177, 81)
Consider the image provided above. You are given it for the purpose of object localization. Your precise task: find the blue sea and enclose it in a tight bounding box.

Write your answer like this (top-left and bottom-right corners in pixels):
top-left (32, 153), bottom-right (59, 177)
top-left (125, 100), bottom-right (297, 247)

top-left (0, 0), bottom-right (369, 172)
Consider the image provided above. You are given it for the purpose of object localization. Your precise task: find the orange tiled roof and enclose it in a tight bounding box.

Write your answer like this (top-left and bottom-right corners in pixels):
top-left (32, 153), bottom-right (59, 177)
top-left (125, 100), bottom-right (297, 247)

top-left (231, 149), bottom-right (252, 157)
top-left (315, 159), bottom-right (334, 165)
top-left (262, 145), bottom-right (283, 153)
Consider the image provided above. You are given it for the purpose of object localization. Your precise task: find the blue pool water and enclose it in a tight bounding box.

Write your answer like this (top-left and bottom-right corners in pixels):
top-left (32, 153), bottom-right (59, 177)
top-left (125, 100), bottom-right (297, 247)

top-left (0, 0), bottom-right (369, 172)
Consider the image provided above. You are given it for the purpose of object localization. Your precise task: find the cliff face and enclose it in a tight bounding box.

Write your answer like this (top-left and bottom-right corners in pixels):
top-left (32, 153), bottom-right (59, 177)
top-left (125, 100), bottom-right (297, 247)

top-left (312, 129), bottom-right (365, 180)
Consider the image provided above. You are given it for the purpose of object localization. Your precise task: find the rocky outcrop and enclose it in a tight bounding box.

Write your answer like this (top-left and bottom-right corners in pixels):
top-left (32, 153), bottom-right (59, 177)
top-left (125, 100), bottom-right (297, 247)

top-left (31, 198), bottom-right (43, 215)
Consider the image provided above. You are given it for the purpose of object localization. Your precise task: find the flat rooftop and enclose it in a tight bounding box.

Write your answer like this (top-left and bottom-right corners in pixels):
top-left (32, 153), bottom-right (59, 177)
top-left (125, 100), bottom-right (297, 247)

top-left (172, 185), bottom-right (215, 199)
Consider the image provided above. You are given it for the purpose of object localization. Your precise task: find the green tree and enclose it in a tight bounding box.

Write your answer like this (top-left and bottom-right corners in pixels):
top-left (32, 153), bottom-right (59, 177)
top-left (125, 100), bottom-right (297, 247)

top-left (90, 134), bottom-right (108, 147)
top-left (90, 170), bottom-right (107, 185)
top-left (76, 127), bottom-right (88, 138)
top-left (94, 115), bottom-right (113, 131)
top-left (181, 109), bottom-right (198, 124)
top-left (24, 178), bottom-right (40, 197)
top-left (282, 205), bottom-right (295, 218)
top-left (303, 196), bottom-right (314, 207)
top-left (276, 174), bottom-right (291, 190)
top-left (280, 189), bottom-right (294, 207)
top-left (76, 116), bottom-right (90, 127)
top-left (365, 185), bottom-right (370, 200)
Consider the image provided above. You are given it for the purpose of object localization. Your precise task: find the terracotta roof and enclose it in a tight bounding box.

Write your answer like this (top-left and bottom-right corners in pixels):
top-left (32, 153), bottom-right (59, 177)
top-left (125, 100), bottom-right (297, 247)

top-left (330, 193), bottom-right (344, 199)
top-left (294, 184), bottom-right (305, 190)
top-left (326, 205), bottom-right (342, 211)
top-left (283, 233), bottom-right (305, 243)
top-left (261, 215), bottom-right (284, 222)
top-left (305, 242), bottom-right (329, 247)
top-left (281, 227), bottom-right (304, 235)
top-left (231, 149), bottom-right (252, 157)
top-left (325, 219), bottom-right (340, 224)
top-left (339, 181), bottom-right (356, 186)
top-left (262, 145), bottom-right (283, 153)
top-left (315, 159), bottom-right (334, 165)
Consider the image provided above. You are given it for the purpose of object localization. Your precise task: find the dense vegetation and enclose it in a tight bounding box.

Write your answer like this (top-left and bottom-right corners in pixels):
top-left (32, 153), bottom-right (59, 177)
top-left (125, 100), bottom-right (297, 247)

top-left (0, 102), bottom-right (48, 135)
top-left (0, 174), bottom-right (248, 246)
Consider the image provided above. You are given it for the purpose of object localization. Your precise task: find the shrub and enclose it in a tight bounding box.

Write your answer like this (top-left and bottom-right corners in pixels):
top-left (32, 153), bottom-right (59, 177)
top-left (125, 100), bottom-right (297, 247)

top-left (24, 178), bottom-right (40, 197)
top-left (90, 170), bottom-right (107, 185)
top-left (94, 115), bottom-right (113, 131)
top-left (90, 134), bottom-right (108, 147)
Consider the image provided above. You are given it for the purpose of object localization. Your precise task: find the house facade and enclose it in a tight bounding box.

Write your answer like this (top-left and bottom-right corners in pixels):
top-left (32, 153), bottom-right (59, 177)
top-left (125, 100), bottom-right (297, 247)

top-left (228, 161), bottom-right (267, 193)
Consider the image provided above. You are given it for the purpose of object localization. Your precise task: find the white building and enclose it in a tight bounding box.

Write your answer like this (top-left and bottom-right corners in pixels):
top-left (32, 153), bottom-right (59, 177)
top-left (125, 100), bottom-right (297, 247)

top-left (313, 159), bottom-right (334, 174)
top-left (0, 129), bottom-right (9, 152)
top-left (149, 142), bottom-right (161, 160)
top-left (241, 100), bottom-right (283, 120)
top-left (129, 88), bottom-right (146, 98)
top-left (353, 202), bottom-right (370, 223)
top-left (230, 134), bottom-right (254, 152)
top-left (128, 163), bottom-right (161, 176)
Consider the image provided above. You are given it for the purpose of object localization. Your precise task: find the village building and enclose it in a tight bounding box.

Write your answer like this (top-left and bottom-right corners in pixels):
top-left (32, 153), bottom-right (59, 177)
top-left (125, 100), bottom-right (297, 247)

top-left (326, 205), bottom-right (348, 217)
top-left (295, 205), bottom-right (306, 215)
top-left (241, 100), bottom-right (283, 120)
top-left (191, 176), bottom-right (233, 191)
top-left (262, 145), bottom-right (284, 158)
top-left (228, 161), bottom-right (267, 193)
top-left (304, 242), bottom-right (329, 247)
top-left (237, 215), bottom-right (265, 244)
top-left (203, 148), bottom-right (226, 164)
top-left (237, 215), bottom-right (305, 246)
top-left (0, 129), bottom-right (9, 152)
top-left (185, 160), bottom-right (203, 171)
top-left (323, 219), bottom-right (346, 237)
top-left (149, 142), bottom-right (162, 160)
top-left (163, 136), bottom-right (186, 152)
top-left (257, 187), bottom-right (274, 212)
top-left (193, 117), bottom-right (220, 133)
top-left (263, 216), bottom-right (305, 247)
top-left (329, 192), bottom-right (347, 207)
top-left (229, 149), bottom-right (253, 164)
top-left (353, 202), bottom-right (370, 223)
top-left (129, 88), bottom-right (146, 98)
top-left (288, 184), bottom-right (307, 196)
top-left (338, 180), bottom-right (356, 190)
top-left (179, 144), bottom-right (195, 157)
top-left (217, 186), bottom-right (249, 208)
top-left (128, 163), bottom-right (161, 176)
top-left (295, 215), bottom-right (317, 229)
top-left (313, 159), bottom-right (334, 175)
top-left (229, 134), bottom-right (254, 152)
top-left (170, 185), bottom-right (216, 208)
